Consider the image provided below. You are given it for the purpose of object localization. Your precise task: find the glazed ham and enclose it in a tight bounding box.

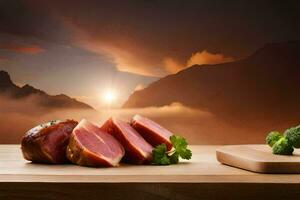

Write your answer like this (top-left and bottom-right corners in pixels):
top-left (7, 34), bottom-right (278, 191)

top-left (66, 119), bottom-right (124, 167)
top-left (101, 118), bottom-right (153, 164)
top-left (21, 120), bottom-right (78, 164)
top-left (131, 115), bottom-right (173, 150)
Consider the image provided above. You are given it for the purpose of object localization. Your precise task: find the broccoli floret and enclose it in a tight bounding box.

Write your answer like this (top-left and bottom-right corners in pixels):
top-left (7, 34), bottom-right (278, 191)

top-left (266, 131), bottom-right (283, 147)
top-left (284, 125), bottom-right (300, 148)
top-left (272, 137), bottom-right (294, 155)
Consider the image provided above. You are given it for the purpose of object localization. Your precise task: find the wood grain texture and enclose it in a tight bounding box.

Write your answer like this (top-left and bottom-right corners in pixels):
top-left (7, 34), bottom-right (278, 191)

top-left (1, 145), bottom-right (300, 200)
top-left (216, 144), bottom-right (300, 173)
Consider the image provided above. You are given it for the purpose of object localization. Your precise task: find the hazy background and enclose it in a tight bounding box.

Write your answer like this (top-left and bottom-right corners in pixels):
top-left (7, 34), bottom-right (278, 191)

top-left (0, 95), bottom-right (293, 144)
top-left (1, 0), bottom-right (300, 144)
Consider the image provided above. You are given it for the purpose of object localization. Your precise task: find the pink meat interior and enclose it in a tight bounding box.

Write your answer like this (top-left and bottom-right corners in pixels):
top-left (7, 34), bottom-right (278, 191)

top-left (74, 120), bottom-right (124, 160)
top-left (133, 115), bottom-right (173, 139)
top-left (113, 118), bottom-right (153, 155)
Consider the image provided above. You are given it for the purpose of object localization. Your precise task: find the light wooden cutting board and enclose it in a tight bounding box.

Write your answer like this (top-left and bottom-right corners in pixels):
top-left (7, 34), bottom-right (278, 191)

top-left (216, 144), bottom-right (300, 173)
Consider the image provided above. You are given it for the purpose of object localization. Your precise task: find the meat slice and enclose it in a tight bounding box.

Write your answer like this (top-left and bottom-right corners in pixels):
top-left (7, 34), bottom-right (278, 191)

top-left (101, 118), bottom-right (153, 164)
top-left (21, 120), bottom-right (78, 164)
top-left (131, 115), bottom-right (173, 150)
top-left (66, 119), bottom-right (124, 167)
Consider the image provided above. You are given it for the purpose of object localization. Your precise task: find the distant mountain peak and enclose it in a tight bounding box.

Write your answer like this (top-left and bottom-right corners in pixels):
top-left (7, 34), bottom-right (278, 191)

top-left (22, 84), bottom-right (33, 88)
top-left (0, 70), bottom-right (14, 87)
top-left (0, 70), bottom-right (10, 77)
top-left (123, 41), bottom-right (300, 123)
top-left (0, 71), bottom-right (93, 110)
top-left (20, 84), bottom-right (46, 96)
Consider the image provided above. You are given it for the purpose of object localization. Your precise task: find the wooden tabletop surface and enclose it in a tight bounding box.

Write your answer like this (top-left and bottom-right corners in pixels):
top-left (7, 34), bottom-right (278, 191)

top-left (1, 144), bottom-right (300, 183)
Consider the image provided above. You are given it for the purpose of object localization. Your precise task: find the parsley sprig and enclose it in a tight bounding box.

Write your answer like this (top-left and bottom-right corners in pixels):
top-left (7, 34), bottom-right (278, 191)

top-left (152, 135), bottom-right (192, 165)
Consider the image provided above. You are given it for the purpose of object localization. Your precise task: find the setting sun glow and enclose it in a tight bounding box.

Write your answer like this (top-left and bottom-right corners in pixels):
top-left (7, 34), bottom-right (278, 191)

top-left (102, 90), bottom-right (117, 104)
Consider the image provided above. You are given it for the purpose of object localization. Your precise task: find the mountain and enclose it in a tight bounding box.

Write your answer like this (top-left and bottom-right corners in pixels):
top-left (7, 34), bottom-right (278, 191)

top-left (0, 71), bottom-right (93, 110)
top-left (123, 41), bottom-right (300, 125)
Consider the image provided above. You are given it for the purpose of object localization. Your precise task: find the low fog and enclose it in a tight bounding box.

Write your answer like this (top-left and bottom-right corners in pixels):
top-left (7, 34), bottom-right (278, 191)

top-left (0, 96), bottom-right (286, 144)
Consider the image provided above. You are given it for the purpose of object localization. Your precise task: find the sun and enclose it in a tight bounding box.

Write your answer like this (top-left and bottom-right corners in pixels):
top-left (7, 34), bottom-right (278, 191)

top-left (102, 89), bottom-right (117, 104)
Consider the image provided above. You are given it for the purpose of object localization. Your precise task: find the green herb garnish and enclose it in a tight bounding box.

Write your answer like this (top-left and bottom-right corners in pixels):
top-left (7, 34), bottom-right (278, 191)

top-left (152, 135), bottom-right (192, 165)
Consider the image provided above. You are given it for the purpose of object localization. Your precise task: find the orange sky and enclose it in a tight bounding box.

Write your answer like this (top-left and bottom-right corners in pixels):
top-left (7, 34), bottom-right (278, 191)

top-left (0, 0), bottom-right (299, 108)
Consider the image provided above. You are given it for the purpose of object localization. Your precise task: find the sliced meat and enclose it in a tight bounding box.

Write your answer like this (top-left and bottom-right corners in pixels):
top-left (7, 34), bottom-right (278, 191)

top-left (21, 120), bottom-right (78, 164)
top-left (101, 118), bottom-right (153, 164)
top-left (131, 115), bottom-right (173, 150)
top-left (67, 119), bottom-right (124, 167)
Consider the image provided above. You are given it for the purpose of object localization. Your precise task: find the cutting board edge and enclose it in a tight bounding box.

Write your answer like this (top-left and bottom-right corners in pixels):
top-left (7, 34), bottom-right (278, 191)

top-left (216, 145), bottom-right (300, 174)
top-left (216, 150), bottom-right (270, 173)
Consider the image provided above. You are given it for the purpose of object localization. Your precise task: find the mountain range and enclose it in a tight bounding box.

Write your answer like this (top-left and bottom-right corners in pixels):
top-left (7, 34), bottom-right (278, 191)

top-left (123, 41), bottom-right (300, 126)
top-left (0, 71), bottom-right (93, 110)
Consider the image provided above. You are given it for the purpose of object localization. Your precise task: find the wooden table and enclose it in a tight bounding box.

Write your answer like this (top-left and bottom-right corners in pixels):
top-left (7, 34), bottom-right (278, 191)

top-left (1, 145), bottom-right (300, 200)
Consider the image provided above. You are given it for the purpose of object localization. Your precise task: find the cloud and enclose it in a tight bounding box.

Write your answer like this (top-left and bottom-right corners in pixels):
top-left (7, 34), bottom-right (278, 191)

top-left (162, 51), bottom-right (234, 74)
top-left (1, 1), bottom-right (241, 77)
top-left (67, 23), bottom-right (167, 77)
top-left (0, 96), bottom-right (214, 144)
top-left (187, 50), bottom-right (234, 66)
top-left (1, 0), bottom-right (299, 78)
top-left (105, 46), bottom-right (165, 77)
top-left (0, 95), bottom-right (273, 145)
top-left (54, 5), bottom-right (236, 77)
top-left (70, 26), bottom-right (234, 76)
top-left (0, 44), bottom-right (44, 54)
top-left (163, 57), bottom-right (184, 74)
top-left (0, 95), bottom-right (47, 115)
top-left (72, 32), bottom-right (234, 76)
top-left (133, 84), bottom-right (146, 92)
